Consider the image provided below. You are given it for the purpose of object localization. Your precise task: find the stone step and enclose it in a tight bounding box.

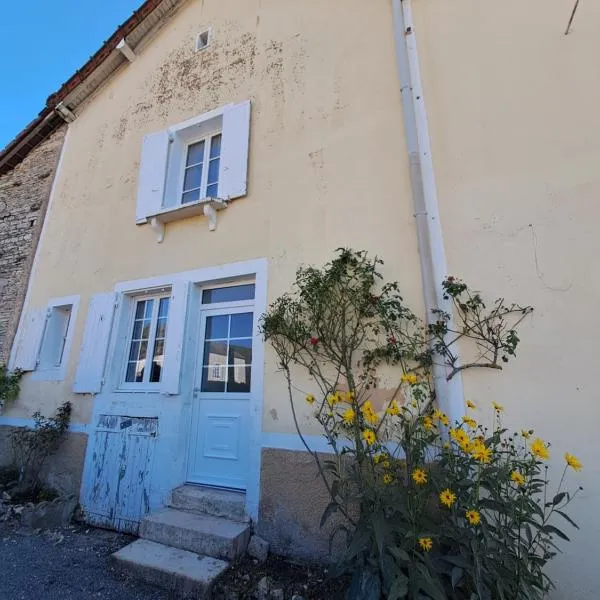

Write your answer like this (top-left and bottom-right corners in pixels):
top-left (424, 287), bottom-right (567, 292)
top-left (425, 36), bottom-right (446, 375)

top-left (140, 507), bottom-right (251, 561)
top-left (111, 539), bottom-right (229, 599)
top-left (170, 484), bottom-right (249, 522)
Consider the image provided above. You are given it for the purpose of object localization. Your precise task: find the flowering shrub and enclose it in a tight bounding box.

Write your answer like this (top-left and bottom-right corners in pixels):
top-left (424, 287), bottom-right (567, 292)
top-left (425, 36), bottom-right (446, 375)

top-left (261, 249), bottom-right (580, 600)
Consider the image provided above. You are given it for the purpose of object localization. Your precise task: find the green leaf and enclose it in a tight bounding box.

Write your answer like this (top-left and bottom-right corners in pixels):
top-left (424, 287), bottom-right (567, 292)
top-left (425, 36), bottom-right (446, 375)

top-left (451, 567), bottom-right (464, 589)
top-left (552, 492), bottom-right (567, 506)
top-left (542, 524), bottom-right (570, 541)
top-left (388, 574), bottom-right (409, 600)
top-left (320, 501), bottom-right (339, 528)
top-left (389, 546), bottom-right (411, 563)
top-left (555, 509), bottom-right (579, 529)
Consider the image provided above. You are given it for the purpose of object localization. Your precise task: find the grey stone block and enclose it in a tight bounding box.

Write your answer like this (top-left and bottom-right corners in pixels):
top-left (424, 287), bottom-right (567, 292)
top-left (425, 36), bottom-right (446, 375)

top-left (112, 539), bottom-right (229, 599)
top-left (247, 534), bottom-right (269, 562)
top-left (170, 484), bottom-right (249, 522)
top-left (140, 507), bottom-right (251, 560)
top-left (20, 494), bottom-right (77, 529)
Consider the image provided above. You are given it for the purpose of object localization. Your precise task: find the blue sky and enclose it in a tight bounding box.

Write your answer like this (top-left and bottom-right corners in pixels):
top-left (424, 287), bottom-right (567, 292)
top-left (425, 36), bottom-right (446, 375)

top-left (0, 0), bottom-right (143, 148)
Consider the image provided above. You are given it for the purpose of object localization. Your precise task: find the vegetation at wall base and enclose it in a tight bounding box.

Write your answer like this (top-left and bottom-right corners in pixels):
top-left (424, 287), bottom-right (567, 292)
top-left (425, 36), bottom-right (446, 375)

top-left (262, 249), bottom-right (581, 600)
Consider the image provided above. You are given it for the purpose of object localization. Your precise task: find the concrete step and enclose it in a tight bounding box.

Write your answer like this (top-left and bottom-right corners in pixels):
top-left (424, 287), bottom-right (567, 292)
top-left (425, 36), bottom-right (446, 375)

top-left (140, 508), bottom-right (251, 560)
top-left (170, 485), bottom-right (249, 522)
top-left (111, 539), bottom-right (229, 599)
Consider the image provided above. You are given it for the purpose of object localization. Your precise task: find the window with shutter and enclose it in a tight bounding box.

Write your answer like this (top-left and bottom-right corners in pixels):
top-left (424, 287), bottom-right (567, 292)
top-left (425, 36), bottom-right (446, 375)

top-left (11, 295), bottom-right (79, 381)
top-left (135, 101), bottom-right (251, 238)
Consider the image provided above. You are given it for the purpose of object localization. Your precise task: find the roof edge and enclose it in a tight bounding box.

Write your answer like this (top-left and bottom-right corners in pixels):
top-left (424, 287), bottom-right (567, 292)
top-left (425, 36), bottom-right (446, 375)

top-left (0, 0), bottom-right (184, 176)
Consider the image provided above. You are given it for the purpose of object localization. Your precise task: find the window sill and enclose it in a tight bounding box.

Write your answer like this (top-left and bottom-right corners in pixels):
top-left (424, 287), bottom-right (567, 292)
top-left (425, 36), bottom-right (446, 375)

top-left (146, 197), bottom-right (228, 242)
top-left (31, 366), bottom-right (67, 382)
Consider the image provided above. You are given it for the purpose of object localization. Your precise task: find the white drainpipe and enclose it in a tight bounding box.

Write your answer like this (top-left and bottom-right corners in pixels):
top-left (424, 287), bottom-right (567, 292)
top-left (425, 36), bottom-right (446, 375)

top-left (391, 0), bottom-right (465, 423)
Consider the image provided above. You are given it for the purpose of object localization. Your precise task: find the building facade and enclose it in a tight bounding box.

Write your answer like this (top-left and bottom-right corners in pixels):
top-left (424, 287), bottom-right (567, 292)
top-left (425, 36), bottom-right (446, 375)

top-left (1, 0), bottom-right (599, 597)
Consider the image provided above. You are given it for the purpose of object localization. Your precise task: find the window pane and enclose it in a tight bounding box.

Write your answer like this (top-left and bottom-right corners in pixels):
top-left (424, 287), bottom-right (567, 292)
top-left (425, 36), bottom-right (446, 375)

top-left (144, 300), bottom-right (154, 319)
top-left (206, 183), bottom-right (218, 198)
top-left (209, 134), bottom-right (221, 159)
top-left (186, 140), bottom-right (205, 166)
top-left (203, 341), bottom-right (228, 368)
top-left (227, 364), bottom-right (251, 393)
top-left (158, 297), bottom-right (170, 318)
top-left (182, 189), bottom-right (200, 204)
top-left (207, 158), bottom-right (220, 185)
top-left (228, 338), bottom-right (252, 363)
top-left (125, 362), bottom-right (137, 383)
top-left (201, 366), bottom-right (226, 392)
top-left (230, 313), bottom-right (253, 338)
top-left (128, 341), bottom-right (140, 362)
top-left (150, 339), bottom-right (164, 383)
top-left (135, 300), bottom-right (146, 319)
top-left (205, 315), bottom-right (228, 339)
top-left (183, 165), bottom-right (202, 191)
top-left (202, 284), bottom-right (255, 304)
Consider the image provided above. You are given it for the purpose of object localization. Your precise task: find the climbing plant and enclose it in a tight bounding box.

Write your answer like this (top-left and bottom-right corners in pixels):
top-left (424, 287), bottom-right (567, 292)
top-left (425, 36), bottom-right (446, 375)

top-left (261, 249), bottom-right (579, 599)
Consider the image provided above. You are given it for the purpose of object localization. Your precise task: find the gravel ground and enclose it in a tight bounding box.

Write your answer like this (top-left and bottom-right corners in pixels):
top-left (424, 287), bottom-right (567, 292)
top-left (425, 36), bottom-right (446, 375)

top-left (0, 521), bottom-right (167, 600)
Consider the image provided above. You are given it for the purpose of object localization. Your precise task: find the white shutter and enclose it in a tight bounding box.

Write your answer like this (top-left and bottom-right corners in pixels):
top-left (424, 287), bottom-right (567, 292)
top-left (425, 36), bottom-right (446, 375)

top-left (219, 100), bottom-right (251, 200)
top-left (161, 281), bottom-right (190, 395)
top-left (135, 130), bottom-right (169, 224)
top-left (13, 309), bottom-right (47, 371)
top-left (73, 293), bottom-right (117, 394)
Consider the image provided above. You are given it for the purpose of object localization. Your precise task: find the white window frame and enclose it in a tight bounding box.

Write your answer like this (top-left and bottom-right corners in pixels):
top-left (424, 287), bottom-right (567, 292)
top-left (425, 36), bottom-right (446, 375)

top-left (32, 294), bottom-right (80, 382)
top-left (178, 131), bottom-right (222, 206)
top-left (164, 109), bottom-right (225, 211)
top-left (118, 290), bottom-right (172, 391)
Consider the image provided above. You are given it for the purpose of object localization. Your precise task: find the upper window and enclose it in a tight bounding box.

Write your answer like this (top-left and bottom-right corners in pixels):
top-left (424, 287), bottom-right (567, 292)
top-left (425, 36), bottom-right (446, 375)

top-left (135, 101), bottom-right (251, 226)
top-left (124, 295), bottom-right (170, 385)
top-left (182, 133), bottom-right (221, 204)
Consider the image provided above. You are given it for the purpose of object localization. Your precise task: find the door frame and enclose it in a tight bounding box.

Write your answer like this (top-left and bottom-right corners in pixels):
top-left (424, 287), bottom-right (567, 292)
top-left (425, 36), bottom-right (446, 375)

top-left (186, 302), bottom-right (256, 489)
top-left (98, 258), bottom-right (267, 521)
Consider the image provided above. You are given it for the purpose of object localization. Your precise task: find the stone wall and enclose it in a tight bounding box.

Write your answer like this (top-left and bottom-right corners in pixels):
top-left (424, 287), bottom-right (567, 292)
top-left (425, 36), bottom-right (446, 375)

top-left (0, 126), bottom-right (66, 363)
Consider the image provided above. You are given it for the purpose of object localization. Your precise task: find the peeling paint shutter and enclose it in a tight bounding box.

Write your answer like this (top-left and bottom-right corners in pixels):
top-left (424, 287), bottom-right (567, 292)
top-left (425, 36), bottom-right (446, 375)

top-left (73, 292), bottom-right (117, 394)
top-left (13, 309), bottom-right (47, 371)
top-left (219, 100), bottom-right (251, 200)
top-left (135, 130), bottom-right (169, 224)
top-left (160, 281), bottom-right (190, 395)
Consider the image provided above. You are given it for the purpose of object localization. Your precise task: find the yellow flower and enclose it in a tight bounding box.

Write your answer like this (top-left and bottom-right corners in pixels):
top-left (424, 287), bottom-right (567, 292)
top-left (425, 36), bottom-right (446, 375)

top-left (327, 392), bottom-right (341, 407)
top-left (492, 401), bottom-right (504, 412)
top-left (342, 408), bottom-right (356, 425)
top-left (423, 416), bottom-right (434, 431)
top-left (471, 441), bottom-right (492, 464)
top-left (362, 429), bottom-right (376, 446)
top-left (433, 409), bottom-right (449, 426)
top-left (382, 460), bottom-right (391, 469)
top-left (341, 391), bottom-right (355, 403)
top-left (382, 473), bottom-right (393, 485)
top-left (305, 394), bottom-right (315, 405)
top-left (564, 452), bottom-right (582, 472)
top-left (465, 510), bottom-right (481, 526)
top-left (386, 400), bottom-right (401, 416)
top-left (418, 537), bottom-right (433, 552)
top-left (511, 471), bottom-right (526, 486)
top-left (531, 438), bottom-right (549, 460)
top-left (412, 468), bottom-right (428, 485)
top-left (466, 400), bottom-right (477, 410)
top-left (443, 442), bottom-right (450, 450)
top-left (450, 428), bottom-right (471, 450)
top-left (401, 373), bottom-right (418, 385)
top-left (363, 409), bottom-right (379, 425)
top-left (373, 453), bottom-right (387, 464)
top-left (521, 429), bottom-right (532, 439)
top-left (462, 416), bottom-right (477, 429)
top-left (439, 489), bottom-right (457, 508)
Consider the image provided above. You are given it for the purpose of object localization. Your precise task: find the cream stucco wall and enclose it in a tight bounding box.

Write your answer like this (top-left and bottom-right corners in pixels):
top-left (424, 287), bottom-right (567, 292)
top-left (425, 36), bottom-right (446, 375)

top-left (414, 0), bottom-right (600, 597)
top-left (8, 0), bottom-right (422, 432)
